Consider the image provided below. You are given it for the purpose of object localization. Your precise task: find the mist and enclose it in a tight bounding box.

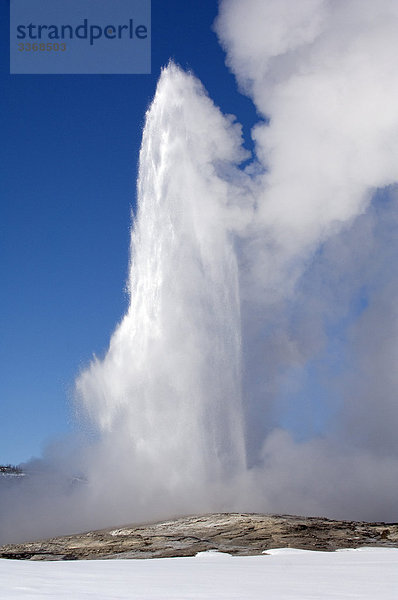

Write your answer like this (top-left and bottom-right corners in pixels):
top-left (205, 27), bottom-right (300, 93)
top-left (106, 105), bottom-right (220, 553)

top-left (1, 0), bottom-right (398, 544)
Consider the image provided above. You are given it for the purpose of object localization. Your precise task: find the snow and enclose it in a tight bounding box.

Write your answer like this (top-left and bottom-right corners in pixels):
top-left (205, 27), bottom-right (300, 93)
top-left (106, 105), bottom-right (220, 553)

top-left (0, 548), bottom-right (397, 599)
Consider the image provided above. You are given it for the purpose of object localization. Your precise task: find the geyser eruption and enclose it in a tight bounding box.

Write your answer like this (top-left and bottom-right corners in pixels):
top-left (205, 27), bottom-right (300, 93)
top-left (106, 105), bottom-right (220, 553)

top-left (76, 0), bottom-right (398, 522)
top-left (76, 64), bottom-right (248, 508)
top-left (2, 0), bottom-right (398, 545)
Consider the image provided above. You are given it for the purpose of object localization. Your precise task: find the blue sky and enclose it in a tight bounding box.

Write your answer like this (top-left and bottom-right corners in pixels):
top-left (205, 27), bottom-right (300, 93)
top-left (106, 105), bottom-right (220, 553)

top-left (0, 0), bottom-right (258, 464)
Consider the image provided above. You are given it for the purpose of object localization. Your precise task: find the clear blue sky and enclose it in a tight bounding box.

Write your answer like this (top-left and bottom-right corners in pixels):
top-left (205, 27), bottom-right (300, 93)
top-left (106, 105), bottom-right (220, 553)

top-left (0, 0), bottom-right (257, 465)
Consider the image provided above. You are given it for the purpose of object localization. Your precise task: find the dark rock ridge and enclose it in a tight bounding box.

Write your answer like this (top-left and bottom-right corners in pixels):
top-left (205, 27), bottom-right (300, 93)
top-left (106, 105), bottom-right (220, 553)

top-left (1, 513), bottom-right (397, 561)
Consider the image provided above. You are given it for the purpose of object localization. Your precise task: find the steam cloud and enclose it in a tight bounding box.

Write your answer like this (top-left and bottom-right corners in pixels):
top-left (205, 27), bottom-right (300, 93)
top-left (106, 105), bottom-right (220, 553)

top-left (1, 0), bottom-right (398, 544)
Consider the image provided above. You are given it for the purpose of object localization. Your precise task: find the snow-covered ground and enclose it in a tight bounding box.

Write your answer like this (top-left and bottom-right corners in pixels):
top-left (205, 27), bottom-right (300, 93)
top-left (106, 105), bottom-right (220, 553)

top-left (0, 548), bottom-right (397, 599)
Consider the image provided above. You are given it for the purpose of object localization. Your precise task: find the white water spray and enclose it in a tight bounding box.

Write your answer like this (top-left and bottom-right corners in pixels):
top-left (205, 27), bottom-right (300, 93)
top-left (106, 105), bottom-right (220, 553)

top-left (76, 64), bottom-right (248, 506)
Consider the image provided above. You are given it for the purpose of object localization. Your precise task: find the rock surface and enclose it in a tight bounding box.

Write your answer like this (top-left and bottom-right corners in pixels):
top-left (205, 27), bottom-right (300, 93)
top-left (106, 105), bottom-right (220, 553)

top-left (1, 513), bottom-right (397, 561)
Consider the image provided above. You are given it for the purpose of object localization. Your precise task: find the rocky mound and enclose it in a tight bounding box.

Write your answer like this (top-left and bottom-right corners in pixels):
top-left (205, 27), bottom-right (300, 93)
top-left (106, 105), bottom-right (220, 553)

top-left (1, 513), bottom-right (397, 561)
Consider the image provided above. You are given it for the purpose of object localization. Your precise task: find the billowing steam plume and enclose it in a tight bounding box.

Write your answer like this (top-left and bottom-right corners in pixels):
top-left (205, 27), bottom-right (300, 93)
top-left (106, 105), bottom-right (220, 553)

top-left (1, 0), bottom-right (398, 544)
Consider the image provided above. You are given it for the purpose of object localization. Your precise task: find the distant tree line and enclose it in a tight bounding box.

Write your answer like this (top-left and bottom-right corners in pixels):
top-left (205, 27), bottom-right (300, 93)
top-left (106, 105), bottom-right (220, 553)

top-left (0, 464), bottom-right (23, 474)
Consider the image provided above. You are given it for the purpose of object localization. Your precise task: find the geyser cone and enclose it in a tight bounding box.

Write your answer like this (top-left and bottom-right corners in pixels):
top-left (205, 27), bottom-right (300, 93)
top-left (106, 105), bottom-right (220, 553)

top-left (76, 64), bottom-right (247, 503)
